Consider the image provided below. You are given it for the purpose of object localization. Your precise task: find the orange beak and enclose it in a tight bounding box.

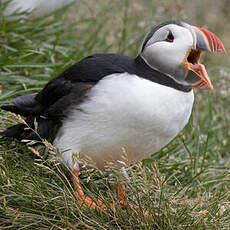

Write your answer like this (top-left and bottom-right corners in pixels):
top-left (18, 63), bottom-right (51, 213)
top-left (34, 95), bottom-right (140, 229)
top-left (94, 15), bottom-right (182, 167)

top-left (183, 26), bottom-right (226, 90)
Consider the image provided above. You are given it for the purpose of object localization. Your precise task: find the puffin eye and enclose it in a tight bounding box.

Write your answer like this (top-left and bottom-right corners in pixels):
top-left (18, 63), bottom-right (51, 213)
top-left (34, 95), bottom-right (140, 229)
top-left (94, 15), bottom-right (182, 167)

top-left (166, 31), bottom-right (174, 42)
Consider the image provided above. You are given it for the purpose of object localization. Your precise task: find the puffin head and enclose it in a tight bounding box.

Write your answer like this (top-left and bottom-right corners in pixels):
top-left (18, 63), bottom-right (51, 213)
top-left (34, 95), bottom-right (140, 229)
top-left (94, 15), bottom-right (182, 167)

top-left (140, 21), bottom-right (226, 90)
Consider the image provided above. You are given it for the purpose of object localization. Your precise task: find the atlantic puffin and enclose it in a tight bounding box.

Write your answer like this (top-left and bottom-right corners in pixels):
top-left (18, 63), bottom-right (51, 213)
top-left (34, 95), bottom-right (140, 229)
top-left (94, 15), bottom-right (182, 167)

top-left (1, 21), bottom-right (225, 211)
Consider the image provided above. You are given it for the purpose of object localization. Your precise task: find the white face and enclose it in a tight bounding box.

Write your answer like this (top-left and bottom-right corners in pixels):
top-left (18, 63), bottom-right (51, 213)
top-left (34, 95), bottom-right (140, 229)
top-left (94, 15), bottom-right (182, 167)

top-left (141, 24), bottom-right (194, 84)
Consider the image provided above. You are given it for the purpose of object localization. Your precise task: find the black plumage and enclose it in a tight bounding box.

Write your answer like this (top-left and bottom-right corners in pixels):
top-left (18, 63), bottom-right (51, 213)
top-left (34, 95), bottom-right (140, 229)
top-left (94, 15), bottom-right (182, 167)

top-left (141, 20), bottom-right (185, 51)
top-left (1, 53), bottom-right (191, 142)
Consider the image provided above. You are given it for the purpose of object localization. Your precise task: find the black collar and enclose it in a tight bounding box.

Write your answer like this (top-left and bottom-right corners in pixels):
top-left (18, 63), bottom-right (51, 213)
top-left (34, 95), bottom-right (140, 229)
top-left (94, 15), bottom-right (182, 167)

top-left (134, 55), bottom-right (192, 92)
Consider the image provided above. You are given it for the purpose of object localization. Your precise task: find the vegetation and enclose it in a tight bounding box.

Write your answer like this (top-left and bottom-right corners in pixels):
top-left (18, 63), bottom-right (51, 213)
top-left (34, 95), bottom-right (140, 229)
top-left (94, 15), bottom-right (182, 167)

top-left (0, 0), bottom-right (230, 229)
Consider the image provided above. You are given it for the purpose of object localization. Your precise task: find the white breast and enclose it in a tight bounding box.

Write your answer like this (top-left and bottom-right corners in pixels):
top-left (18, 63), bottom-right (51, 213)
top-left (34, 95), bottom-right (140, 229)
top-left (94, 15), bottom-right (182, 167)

top-left (54, 73), bottom-right (194, 169)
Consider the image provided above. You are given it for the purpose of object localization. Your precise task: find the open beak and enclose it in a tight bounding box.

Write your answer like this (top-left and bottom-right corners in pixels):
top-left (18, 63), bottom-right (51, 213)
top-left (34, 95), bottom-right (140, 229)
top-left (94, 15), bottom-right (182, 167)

top-left (183, 26), bottom-right (226, 90)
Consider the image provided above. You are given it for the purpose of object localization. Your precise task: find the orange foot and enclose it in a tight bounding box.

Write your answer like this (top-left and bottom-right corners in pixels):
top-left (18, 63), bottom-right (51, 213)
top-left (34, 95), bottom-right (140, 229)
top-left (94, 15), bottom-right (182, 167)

top-left (72, 168), bottom-right (116, 211)
top-left (116, 183), bottom-right (149, 215)
top-left (72, 168), bottom-right (148, 214)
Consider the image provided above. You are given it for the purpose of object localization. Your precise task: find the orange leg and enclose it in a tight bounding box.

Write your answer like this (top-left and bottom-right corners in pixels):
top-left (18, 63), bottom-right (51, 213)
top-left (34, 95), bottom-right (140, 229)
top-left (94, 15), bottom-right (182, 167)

top-left (116, 183), bottom-right (148, 215)
top-left (116, 183), bottom-right (126, 205)
top-left (72, 168), bottom-right (148, 214)
top-left (116, 183), bottom-right (140, 209)
top-left (72, 168), bottom-right (116, 211)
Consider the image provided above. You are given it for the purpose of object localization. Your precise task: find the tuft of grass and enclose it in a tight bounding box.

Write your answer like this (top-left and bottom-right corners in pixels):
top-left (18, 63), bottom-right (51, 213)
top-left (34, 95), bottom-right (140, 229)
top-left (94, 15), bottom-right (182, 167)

top-left (1, 0), bottom-right (230, 229)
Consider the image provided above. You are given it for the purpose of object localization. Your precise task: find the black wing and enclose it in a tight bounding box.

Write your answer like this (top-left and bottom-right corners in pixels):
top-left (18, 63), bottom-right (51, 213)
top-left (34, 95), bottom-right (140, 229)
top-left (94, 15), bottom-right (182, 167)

top-left (1, 53), bottom-right (191, 141)
top-left (35, 53), bottom-right (135, 108)
top-left (0, 54), bottom-right (135, 141)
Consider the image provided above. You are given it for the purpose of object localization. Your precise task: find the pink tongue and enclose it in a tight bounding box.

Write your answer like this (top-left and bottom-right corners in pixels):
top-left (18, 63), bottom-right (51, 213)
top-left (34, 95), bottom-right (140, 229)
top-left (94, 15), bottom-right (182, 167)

top-left (188, 63), bottom-right (213, 90)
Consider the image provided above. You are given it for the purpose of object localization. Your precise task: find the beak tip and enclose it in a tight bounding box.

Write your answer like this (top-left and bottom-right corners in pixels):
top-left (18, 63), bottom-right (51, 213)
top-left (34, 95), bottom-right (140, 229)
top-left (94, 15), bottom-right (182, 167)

top-left (221, 48), bottom-right (226, 55)
top-left (217, 43), bottom-right (226, 54)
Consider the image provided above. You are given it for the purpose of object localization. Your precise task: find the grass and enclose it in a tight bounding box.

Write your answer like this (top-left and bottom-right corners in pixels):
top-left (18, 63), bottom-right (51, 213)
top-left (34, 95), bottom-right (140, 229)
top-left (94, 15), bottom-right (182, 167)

top-left (1, 0), bottom-right (230, 229)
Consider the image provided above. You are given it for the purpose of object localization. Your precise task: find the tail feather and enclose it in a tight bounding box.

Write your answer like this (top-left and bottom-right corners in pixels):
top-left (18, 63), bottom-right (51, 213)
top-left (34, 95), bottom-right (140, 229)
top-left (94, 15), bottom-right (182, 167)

top-left (1, 93), bottom-right (59, 142)
top-left (0, 124), bottom-right (28, 140)
top-left (1, 117), bottom-right (60, 142)
top-left (1, 93), bottom-right (42, 115)
top-left (1, 105), bottom-right (30, 116)
top-left (13, 93), bottom-right (37, 109)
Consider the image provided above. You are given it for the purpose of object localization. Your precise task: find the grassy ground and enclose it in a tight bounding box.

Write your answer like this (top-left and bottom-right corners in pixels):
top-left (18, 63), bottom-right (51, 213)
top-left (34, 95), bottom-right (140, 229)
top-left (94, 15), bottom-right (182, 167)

top-left (1, 1), bottom-right (230, 229)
